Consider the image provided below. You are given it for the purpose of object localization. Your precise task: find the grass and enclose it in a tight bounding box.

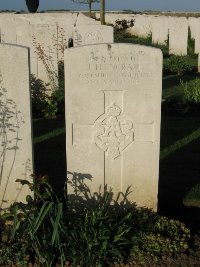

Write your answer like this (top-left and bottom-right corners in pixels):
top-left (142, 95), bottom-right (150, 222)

top-left (34, 127), bottom-right (65, 145)
top-left (114, 31), bottom-right (169, 55)
top-left (33, 117), bottom-right (66, 196)
top-left (162, 73), bottom-right (200, 100)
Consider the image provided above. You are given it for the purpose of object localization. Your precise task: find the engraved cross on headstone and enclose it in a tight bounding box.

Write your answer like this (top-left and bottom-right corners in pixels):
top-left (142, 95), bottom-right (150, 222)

top-left (72, 90), bottom-right (154, 191)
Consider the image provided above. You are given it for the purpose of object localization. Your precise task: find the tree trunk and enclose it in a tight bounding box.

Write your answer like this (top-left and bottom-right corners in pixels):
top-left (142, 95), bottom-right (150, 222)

top-left (100, 0), bottom-right (105, 25)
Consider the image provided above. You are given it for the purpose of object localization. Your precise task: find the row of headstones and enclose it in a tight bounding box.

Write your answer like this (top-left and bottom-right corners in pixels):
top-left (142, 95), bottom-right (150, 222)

top-left (1, 11), bottom-right (200, 97)
top-left (96, 13), bottom-right (200, 56)
top-left (0, 12), bottom-right (199, 99)
top-left (0, 12), bottom-right (113, 94)
top-left (0, 42), bottom-right (162, 212)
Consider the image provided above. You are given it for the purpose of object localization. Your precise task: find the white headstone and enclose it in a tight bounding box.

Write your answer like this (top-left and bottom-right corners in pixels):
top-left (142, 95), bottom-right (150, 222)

top-left (0, 44), bottom-right (33, 209)
top-left (198, 53), bottom-right (200, 73)
top-left (17, 13), bottom-right (76, 60)
top-left (17, 23), bottom-right (59, 93)
top-left (192, 18), bottom-right (200, 54)
top-left (65, 43), bottom-right (162, 210)
top-left (31, 24), bottom-right (58, 91)
top-left (152, 16), bottom-right (169, 45)
top-left (127, 15), bottom-right (152, 38)
top-left (188, 17), bottom-right (199, 40)
top-left (0, 13), bottom-right (76, 94)
top-left (73, 25), bottom-right (113, 47)
top-left (168, 17), bottom-right (188, 55)
top-left (0, 17), bottom-right (25, 44)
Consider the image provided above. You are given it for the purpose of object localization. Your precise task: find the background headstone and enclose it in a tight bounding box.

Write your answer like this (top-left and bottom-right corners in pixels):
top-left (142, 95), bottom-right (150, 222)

top-left (0, 13), bottom-right (77, 94)
top-left (75, 13), bottom-right (100, 26)
top-left (152, 16), bottom-right (169, 45)
top-left (0, 44), bottom-right (33, 208)
top-left (73, 25), bottom-right (114, 47)
top-left (127, 15), bottom-right (152, 37)
top-left (188, 17), bottom-right (199, 40)
top-left (65, 43), bottom-right (162, 210)
top-left (168, 17), bottom-right (188, 55)
top-left (192, 18), bottom-right (200, 54)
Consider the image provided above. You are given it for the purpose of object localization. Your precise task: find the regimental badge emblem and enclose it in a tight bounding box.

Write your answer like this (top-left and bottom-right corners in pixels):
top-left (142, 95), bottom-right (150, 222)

top-left (93, 103), bottom-right (134, 159)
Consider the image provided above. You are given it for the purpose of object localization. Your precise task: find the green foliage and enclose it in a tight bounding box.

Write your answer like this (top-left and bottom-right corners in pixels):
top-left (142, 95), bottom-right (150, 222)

top-left (163, 55), bottom-right (192, 75)
top-left (67, 183), bottom-right (133, 266)
top-left (42, 99), bottom-right (58, 119)
top-left (31, 26), bottom-right (66, 118)
top-left (1, 175), bottom-right (66, 267)
top-left (114, 31), bottom-right (152, 45)
top-left (30, 74), bottom-right (58, 119)
top-left (181, 78), bottom-right (200, 104)
top-left (114, 31), bottom-right (169, 56)
top-left (183, 184), bottom-right (200, 208)
top-left (31, 61), bottom-right (64, 119)
top-left (129, 211), bottom-right (190, 264)
top-left (0, 175), bottom-right (191, 267)
top-left (0, 242), bottom-right (29, 267)
top-left (30, 75), bottom-right (57, 118)
top-left (187, 27), bottom-right (195, 56)
top-left (25, 0), bottom-right (39, 13)
top-left (30, 74), bottom-right (48, 118)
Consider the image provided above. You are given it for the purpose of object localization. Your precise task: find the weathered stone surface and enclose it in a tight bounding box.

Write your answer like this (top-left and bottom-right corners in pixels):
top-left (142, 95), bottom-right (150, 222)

top-left (168, 17), bottom-right (188, 55)
top-left (0, 44), bottom-right (33, 208)
top-left (0, 17), bottom-right (27, 44)
top-left (192, 18), bottom-right (200, 54)
top-left (152, 16), bottom-right (169, 45)
top-left (18, 13), bottom-right (77, 59)
top-left (75, 13), bottom-right (100, 26)
top-left (0, 13), bottom-right (77, 94)
top-left (65, 43), bottom-right (162, 210)
top-left (188, 17), bottom-right (199, 40)
top-left (127, 15), bottom-right (153, 37)
top-left (17, 23), bottom-right (59, 93)
top-left (73, 25), bottom-right (113, 47)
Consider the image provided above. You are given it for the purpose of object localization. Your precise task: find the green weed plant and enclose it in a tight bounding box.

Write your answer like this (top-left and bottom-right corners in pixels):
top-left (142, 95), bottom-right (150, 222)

top-left (187, 27), bottom-right (195, 56)
top-left (163, 55), bottom-right (192, 75)
top-left (31, 60), bottom-right (64, 119)
top-left (183, 184), bottom-right (200, 208)
top-left (0, 174), bottom-right (191, 267)
top-left (181, 77), bottom-right (200, 104)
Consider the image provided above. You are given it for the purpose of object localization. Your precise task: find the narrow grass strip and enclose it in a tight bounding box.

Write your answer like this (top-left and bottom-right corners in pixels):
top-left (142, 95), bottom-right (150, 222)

top-left (160, 127), bottom-right (200, 160)
top-left (33, 127), bottom-right (65, 145)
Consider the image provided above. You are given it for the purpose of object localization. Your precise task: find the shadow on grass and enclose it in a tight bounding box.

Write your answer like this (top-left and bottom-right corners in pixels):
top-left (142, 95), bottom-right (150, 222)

top-left (163, 73), bottom-right (200, 91)
top-left (33, 117), bottom-right (66, 197)
top-left (159, 115), bottom-right (200, 232)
